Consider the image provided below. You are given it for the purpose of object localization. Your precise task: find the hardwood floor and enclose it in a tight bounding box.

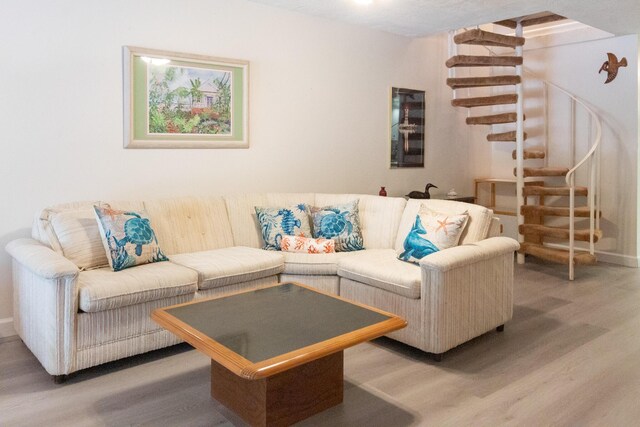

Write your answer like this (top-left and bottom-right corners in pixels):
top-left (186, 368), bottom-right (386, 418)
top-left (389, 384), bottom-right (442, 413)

top-left (2, 260), bottom-right (640, 426)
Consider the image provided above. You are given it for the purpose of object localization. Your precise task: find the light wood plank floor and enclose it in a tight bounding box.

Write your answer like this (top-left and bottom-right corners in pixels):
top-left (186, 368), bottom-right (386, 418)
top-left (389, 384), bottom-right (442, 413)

top-left (2, 260), bottom-right (640, 426)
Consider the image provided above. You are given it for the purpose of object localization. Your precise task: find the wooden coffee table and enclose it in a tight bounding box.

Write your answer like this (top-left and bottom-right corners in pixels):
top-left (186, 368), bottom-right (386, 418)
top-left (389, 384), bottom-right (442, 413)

top-left (152, 282), bottom-right (406, 427)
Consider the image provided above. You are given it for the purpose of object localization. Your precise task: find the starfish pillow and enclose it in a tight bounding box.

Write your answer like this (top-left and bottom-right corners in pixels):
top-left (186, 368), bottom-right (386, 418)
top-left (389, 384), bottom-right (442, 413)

top-left (397, 205), bottom-right (469, 264)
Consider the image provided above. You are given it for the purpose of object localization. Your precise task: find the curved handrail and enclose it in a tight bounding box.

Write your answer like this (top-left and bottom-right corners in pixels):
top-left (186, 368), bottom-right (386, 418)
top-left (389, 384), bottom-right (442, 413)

top-left (526, 75), bottom-right (602, 185)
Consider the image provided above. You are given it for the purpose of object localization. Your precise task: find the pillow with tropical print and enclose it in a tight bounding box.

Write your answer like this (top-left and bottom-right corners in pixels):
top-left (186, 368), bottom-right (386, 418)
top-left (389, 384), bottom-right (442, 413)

top-left (310, 200), bottom-right (364, 252)
top-left (255, 204), bottom-right (312, 250)
top-left (94, 204), bottom-right (169, 271)
top-left (281, 235), bottom-right (336, 254)
top-left (397, 205), bottom-right (468, 264)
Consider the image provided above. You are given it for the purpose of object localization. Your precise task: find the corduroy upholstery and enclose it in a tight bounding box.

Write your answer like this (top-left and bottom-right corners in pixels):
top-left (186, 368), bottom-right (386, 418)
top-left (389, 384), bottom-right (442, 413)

top-left (6, 193), bottom-right (517, 376)
top-left (338, 249), bottom-right (422, 299)
top-left (169, 247), bottom-right (284, 290)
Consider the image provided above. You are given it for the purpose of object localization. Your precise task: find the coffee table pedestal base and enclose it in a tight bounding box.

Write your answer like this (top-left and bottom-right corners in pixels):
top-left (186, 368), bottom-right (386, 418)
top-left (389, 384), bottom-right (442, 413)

top-left (211, 351), bottom-right (344, 427)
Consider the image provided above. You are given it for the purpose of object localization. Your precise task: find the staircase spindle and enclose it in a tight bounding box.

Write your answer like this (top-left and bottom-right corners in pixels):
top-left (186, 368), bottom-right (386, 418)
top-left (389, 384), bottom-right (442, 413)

top-left (515, 21), bottom-right (525, 265)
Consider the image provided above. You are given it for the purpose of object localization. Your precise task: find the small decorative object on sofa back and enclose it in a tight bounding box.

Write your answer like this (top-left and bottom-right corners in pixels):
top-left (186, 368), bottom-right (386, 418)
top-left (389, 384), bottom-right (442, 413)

top-left (406, 183), bottom-right (437, 199)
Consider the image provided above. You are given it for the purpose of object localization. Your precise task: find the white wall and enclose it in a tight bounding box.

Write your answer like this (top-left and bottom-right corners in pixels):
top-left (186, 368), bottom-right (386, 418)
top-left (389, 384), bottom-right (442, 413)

top-left (0, 0), bottom-right (465, 334)
top-left (470, 33), bottom-right (639, 265)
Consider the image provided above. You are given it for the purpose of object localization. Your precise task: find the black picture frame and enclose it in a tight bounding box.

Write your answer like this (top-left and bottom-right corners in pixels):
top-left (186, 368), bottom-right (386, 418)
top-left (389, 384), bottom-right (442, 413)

top-left (390, 87), bottom-right (425, 168)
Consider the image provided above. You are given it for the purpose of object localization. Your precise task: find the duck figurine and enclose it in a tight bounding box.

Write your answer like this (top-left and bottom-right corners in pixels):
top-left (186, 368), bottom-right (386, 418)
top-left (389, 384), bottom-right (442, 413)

top-left (406, 183), bottom-right (438, 199)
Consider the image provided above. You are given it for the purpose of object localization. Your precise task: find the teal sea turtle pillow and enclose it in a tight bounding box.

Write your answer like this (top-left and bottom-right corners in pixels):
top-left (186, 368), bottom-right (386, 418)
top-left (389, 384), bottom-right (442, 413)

top-left (310, 200), bottom-right (364, 252)
top-left (255, 204), bottom-right (312, 250)
top-left (94, 205), bottom-right (169, 272)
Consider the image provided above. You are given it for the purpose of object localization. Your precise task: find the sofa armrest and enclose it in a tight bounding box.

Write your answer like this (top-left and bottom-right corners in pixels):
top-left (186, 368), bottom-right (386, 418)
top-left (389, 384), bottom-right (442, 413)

top-left (418, 236), bottom-right (519, 354)
top-left (419, 237), bottom-right (519, 272)
top-left (6, 238), bottom-right (80, 376)
top-left (6, 238), bottom-right (79, 279)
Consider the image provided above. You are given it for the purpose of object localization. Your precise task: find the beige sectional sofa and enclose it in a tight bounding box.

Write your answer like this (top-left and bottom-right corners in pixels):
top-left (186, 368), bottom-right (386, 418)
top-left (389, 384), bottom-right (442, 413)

top-left (5, 193), bottom-right (519, 379)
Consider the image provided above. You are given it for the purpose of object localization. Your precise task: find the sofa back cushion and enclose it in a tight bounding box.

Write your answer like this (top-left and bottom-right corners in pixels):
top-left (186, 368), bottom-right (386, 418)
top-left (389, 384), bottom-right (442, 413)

top-left (224, 193), bottom-right (316, 248)
top-left (33, 200), bottom-right (144, 270)
top-left (315, 194), bottom-right (406, 250)
top-left (394, 199), bottom-right (494, 253)
top-left (143, 197), bottom-right (234, 255)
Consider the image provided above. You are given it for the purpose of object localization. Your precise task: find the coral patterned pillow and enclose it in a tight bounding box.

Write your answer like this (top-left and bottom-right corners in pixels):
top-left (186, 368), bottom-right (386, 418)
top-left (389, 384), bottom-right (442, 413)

top-left (94, 205), bottom-right (169, 271)
top-left (255, 204), bottom-right (312, 250)
top-left (281, 236), bottom-right (336, 254)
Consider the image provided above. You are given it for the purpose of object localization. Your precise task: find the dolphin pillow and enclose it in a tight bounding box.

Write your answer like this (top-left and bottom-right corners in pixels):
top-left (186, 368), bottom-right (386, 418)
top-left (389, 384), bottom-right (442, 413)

top-left (397, 206), bottom-right (469, 264)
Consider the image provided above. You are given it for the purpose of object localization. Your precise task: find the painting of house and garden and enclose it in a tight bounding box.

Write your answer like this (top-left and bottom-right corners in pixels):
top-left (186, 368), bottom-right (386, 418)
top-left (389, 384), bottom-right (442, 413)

top-left (147, 65), bottom-right (232, 135)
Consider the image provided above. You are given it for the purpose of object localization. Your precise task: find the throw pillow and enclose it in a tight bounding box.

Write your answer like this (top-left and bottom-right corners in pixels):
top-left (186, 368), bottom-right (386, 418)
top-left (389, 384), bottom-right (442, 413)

top-left (94, 205), bottom-right (169, 271)
top-left (255, 204), bottom-right (312, 250)
top-left (397, 205), bottom-right (469, 264)
top-left (281, 235), bottom-right (336, 254)
top-left (310, 200), bottom-right (364, 252)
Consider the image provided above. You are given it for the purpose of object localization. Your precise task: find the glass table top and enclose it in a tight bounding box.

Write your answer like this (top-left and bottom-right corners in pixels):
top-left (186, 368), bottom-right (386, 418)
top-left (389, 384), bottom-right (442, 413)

top-left (165, 283), bottom-right (393, 363)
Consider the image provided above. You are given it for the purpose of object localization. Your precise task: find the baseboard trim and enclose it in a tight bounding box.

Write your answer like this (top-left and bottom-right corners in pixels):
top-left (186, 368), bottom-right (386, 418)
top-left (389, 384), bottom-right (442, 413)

top-left (0, 318), bottom-right (16, 339)
top-left (545, 243), bottom-right (639, 268)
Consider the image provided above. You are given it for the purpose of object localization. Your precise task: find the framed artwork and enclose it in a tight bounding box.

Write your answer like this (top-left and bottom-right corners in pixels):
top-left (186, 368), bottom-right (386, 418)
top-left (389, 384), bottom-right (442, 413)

top-left (390, 87), bottom-right (425, 168)
top-left (123, 46), bottom-right (249, 149)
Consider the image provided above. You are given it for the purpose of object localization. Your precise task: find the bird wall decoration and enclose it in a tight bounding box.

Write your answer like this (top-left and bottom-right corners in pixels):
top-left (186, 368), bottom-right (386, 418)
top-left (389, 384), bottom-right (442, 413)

top-left (599, 52), bottom-right (627, 84)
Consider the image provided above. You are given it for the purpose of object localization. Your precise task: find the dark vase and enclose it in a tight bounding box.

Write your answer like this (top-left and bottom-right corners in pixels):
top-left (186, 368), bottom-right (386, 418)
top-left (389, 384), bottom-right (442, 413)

top-left (379, 187), bottom-right (387, 197)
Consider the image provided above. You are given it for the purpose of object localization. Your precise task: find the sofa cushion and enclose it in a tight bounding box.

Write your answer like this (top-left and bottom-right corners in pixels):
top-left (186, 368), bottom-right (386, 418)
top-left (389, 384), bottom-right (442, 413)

top-left (78, 262), bottom-right (198, 312)
top-left (337, 249), bottom-right (421, 299)
top-left (315, 194), bottom-right (406, 250)
top-left (33, 201), bottom-right (144, 270)
top-left (143, 197), bottom-right (235, 255)
top-left (224, 193), bottom-right (316, 249)
top-left (283, 251), bottom-right (355, 275)
top-left (169, 246), bottom-right (284, 290)
top-left (395, 199), bottom-right (493, 253)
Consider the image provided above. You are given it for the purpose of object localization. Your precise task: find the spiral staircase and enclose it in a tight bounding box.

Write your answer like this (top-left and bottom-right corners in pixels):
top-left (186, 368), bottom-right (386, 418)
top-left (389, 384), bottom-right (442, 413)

top-left (446, 12), bottom-right (602, 280)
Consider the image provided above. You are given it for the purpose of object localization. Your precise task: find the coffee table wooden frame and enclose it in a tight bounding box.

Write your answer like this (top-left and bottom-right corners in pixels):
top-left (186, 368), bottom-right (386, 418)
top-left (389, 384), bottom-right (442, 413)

top-left (152, 282), bottom-right (406, 426)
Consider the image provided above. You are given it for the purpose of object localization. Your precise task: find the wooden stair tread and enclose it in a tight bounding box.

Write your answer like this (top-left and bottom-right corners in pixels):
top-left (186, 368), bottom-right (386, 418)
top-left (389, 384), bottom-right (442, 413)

top-left (523, 186), bottom-right (588, 196)
top-left (467, 112), bottom-right (525, 125)
top-left (454, 29), bottom-right (525, 48)
top-left (521, 205), bottom-right (601, 218)
top-left (446, 55), bottom-right (523, 68)
top-left (519, 224), bottom-right (602, 242)
top-left (495, 13), bottom-right (567, 29)
top-left (513, 149), bottom-right (546, 159)
top-left (515, 167), bottom-right (569, 177)
top-left (519, 242), bottom-right (597, 265)
top-left (452, 94), bottom-right (518, 108)
top-left (447, 75), bottom-right (521, 89)
top-left (488, 131), bottom-right (527, 142)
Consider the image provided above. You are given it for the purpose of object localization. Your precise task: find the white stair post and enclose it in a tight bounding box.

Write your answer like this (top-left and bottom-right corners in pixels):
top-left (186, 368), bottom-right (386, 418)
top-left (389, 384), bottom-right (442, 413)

top-left (448, 30), bottom-right (457, 99)
top-left (515, 21), bottom-right (525, 264)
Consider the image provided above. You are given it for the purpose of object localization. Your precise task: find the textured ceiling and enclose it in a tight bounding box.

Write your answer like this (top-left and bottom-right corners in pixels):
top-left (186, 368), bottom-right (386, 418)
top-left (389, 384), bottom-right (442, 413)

top-left (246, 0), bottom-right (640, 37)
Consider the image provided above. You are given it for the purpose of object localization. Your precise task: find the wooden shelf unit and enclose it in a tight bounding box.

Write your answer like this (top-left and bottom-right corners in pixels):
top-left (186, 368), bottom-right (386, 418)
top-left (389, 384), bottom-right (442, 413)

top-left (474, 178), bottom-right (544, 216)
